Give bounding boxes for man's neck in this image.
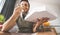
[22,12,27,19]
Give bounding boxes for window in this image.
[0,0,6,13]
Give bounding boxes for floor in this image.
[58,33,60,35]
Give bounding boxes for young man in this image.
[1,0,34,33]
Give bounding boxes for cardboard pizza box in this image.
[24,11,57,22]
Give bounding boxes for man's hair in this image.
[21,0,28,2]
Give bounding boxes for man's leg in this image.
[0,31,11,35]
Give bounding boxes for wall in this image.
[29,0,60,33]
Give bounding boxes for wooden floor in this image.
[0,28,57,35]
[36,28,57,35]
[36,32,56,35]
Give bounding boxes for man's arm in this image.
[33,21,42,32]
[33,17,49,32]
[1,6,22,32]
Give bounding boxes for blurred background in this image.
[0,0,60,34]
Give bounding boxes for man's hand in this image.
[13,5,22,15]
[40,17,49,23]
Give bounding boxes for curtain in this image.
[1,0,16,21]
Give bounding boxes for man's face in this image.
[20,1,29,13]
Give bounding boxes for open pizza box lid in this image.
[24,11,57,22]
